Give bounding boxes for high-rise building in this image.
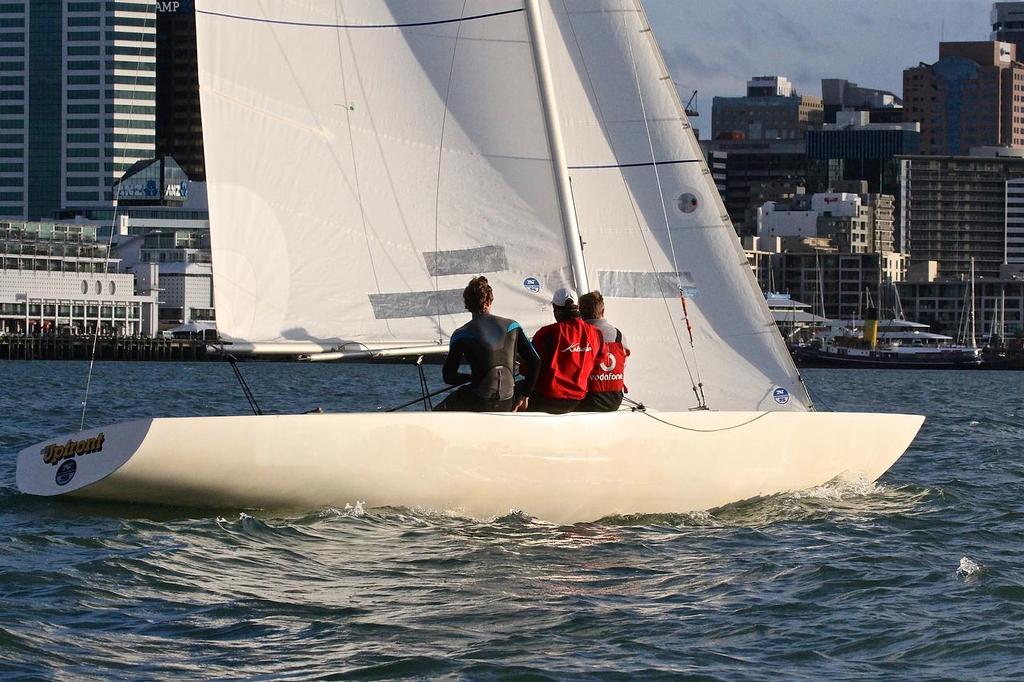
[712,75,823,142]
[992,2,1024,56]
[0,1,156,221]
[699,139,813,237]
[820,78,902,124]
[1006,176,1024,264]
[757,191,896,255]
[806,111,920,249]
[903,41,1024,156]
[899,149,1024,278]
[155,0,203,181]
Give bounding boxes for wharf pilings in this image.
[0,335,209,361]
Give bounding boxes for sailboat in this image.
[16,0,924,524]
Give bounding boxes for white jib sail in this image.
[195,1,574,347]
[539,0,809,412]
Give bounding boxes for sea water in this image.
[1,361,1023,680]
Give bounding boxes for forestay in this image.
[195,0,574,347]
[538,0,809,411]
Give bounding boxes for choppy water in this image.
[1,361,1023,679]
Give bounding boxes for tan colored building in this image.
[903,41,1024,155]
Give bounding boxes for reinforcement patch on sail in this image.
[423,246,508,277]
[597,270,695,299]
[368,290,466,320]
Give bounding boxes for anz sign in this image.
[156,0,194,13]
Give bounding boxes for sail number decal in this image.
[41,433,106,466]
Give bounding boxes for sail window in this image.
[677,193,698,214]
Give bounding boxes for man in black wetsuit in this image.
[435,276,540,412]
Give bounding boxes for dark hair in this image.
[463,276,493,313]
[579,291,604,320]
[553,302,580,322]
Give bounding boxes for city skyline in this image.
[645,0,994,129]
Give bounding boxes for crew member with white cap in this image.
[527,286,604,414]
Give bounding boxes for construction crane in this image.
[684,90,699,117]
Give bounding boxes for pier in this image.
[0,335,209,361]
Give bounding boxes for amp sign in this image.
[157,0,194,13]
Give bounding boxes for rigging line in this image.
[624,13,706,407]
[223,348,263,416]
[196,7,523,30]
[386,383,458,412]
[635,407,771,433]
[556,0,698,401]
[80,9,153,432]
[331,0,393,336]
[432,0,469,340]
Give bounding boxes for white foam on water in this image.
[215,512,254,524]
[969,420,980,427]
[791,476,883,501]
[318,501,367,518]
[957,556,982,580]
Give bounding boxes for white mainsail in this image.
[195,1,574,346]
[540,0,808,411]
[196,0,808,411]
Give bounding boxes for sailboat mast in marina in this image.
[16,1,924,523]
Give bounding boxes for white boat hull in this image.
[17,411,924,524]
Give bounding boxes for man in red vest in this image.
[528,287,603,414]
[578,291,629,412]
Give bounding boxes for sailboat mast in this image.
[969,257,977,349]
[524,0,589,294]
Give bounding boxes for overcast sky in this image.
[642,0,995,135]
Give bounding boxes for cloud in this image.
[644,0,993,128]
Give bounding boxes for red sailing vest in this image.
[532,318,603,400]
[589,329,628,393]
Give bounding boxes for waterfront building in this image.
[899,149,1024,278]
[699,138,813,236]
[0,220,157,336]
[56,157,213,333]
[820,78,902,124]
[712,75,823,142]
[992,2,1024,57]
[0,1,157,221]
[903,41,1024,156]
[155,0,204,181]
[779,248,908,321]
[898,272,1024,339]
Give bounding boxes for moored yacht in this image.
[794,317,983,368]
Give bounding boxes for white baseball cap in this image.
[551,286,579,307]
